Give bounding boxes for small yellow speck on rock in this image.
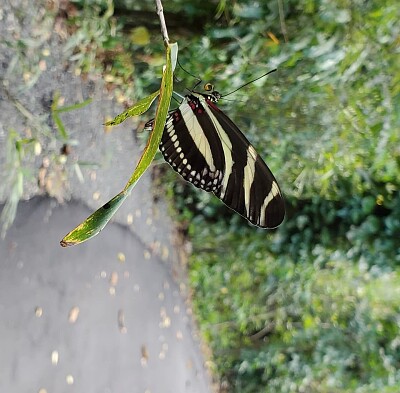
[35,307,43,317]
[34,141,42,156]
[39,59,47,71]
[68,307,80,323]
[109,272,118,286]
[92,191,100,201]
[141,345,149,366]
[118,309,127,334]
[161,246,169,260]
[66,375,74,385]
[51,350,59,365]
[117,252,126,263]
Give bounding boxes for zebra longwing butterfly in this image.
[145,85,285,228]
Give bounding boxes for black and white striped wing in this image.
[156,95,225,193]
[147,92,285,228]
[203,96,285,228]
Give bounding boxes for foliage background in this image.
[6,0,400,391]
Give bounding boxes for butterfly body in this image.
[146,90,285,229]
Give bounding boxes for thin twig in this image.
[277,0,288,43]
[249,322,275,341]
[155,0,170,46]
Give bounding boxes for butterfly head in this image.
[203,83,221,102]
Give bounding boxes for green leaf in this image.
[60,42,177,247]
[124,43,176,192]
[60,191,128,247]
[104,90,160,126]
[54,98,93,113]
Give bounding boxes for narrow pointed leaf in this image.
[60,191,127,247]
[104,90,160,126]
[124,42,176,192]
[60,42,177,247]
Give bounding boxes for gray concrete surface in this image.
[0,0,213,392]
[0,197,211,393]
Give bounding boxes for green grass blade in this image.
[60,42,177,247]
[54,98,93,113]
[52,111,68,141]
[104,90,160,126]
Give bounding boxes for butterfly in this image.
[145,83,285,228]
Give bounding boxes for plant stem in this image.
[155,0,170,46]
[277,0,288,43]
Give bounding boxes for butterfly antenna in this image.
[222,69,277,98]
[177,59,201,81]
[220,97,246,103]
[176,58,203,91]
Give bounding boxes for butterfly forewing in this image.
[147,90,285,228]
[154,95,225,192]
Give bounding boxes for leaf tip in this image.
[60,238,75,247]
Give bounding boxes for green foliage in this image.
[63,0,400,390]
[0,130,38,237]
[163,0,399,391]
[189,223,400,393]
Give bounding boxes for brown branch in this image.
[277,0,288,43]
[155,0,170,46]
